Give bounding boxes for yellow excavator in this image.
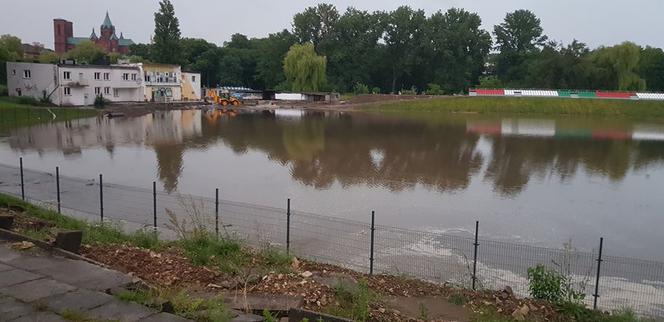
[206,89,242,106]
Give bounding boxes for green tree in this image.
[254,30,298,89]
[283,43,327,92]
[638,46,664,91]
[129,43,153,61]
[591,42,645,91]
[325,8,385,91]
[153,0,182,64]
[38,51,61,64]
[383,6,428,93]
[0,34,23,85]
[494,10,548,85]
[66,40,106,64]
[427,8,492,93]
[292,3,339,53]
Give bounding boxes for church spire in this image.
[101,11,113,28]
[90,28,98,40]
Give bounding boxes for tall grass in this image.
[366,96,664,119]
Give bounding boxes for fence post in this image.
[472,221,479,290]
[99,174,104,223]
[370,210,375,276]
[55,167,61,214]
[215,188,219,238]
[593,237,604,310]
[19,157,25,201]
[152,181,157,230]
[286,198,291,255]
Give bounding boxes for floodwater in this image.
[1,108,664,260]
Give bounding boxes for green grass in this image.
[325,280,377,322]
[0,193,164,247]
[365,96,664,119]
[116,288,232,322]
[0,96,98,134]
[260,246,293,273]
[448,293,468,306]
[59,309,91,322]
[178,232,249,274]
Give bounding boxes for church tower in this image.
[99,11,115,40]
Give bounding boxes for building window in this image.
[113,88,119,97]
[16,88,22,96]
[192,75,196,82]
[12,70,16,76]
[94,87,101,95]
[94,72,100,80]
[131,73,137,81]
[63,87,71,96]
[104,87,110,95]
[63,71,71,80]
[122,73,129,81]
[23,70,31,78]
[103,73,110,80]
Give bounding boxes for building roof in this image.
[118,38,135,46]
[90,28,98,40]
[110,32,118,40]
[101,11,113,28]
[67,37,90,45]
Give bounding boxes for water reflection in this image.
[5,110,664,197]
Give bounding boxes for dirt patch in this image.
[386,296,470,322]
[81,244,229,288]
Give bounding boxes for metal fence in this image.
[0,160,663,317]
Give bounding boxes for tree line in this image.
[3,2,664,94]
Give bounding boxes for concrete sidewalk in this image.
[0,241,189,322]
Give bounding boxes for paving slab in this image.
[0,262,13,272]
[33,259,132,291]
[0,269,42,288]
[0,243,23,262]
[140,312,193,322]
[10,311,67,322]
[40,288,114,313]
[0,278,76,302]
[0,296,35,320]
[5,254,70,271]
[87,300,157,322]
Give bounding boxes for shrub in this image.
[327,280,375,322]
[353,82,369,95]
[527,264,585,304]
[400,86,418,95]
[0,84,7,96]
[426,83,443,95]
[17,96,38,105]
[94,94,106,108]
[371,87,381,94]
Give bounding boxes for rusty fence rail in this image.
[0,161,663,317]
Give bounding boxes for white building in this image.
[7,61,142,106]
[181,72,201,100]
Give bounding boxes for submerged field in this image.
[364,96,664,119]
[0,96,98,133]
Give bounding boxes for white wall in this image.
[6,62,57,101]
[182,72,201,100]
[58,65,143,106]
[275,93,305,101]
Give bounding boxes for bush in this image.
[478,76,503,89]
[353,82,369,95]
[371,87,381,94]
[17,96,39,105]
[0,84,7,96]
[527,264,585,304]
[400,86,418,95]
[94,94,106,108]
[426,83,443,95]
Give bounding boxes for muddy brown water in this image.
[1,108,664,261]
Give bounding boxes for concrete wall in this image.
[181,72,201,100]
[6,62,58,101]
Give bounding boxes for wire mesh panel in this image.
[290,210,370,272]
[599,256,664,317]
[374,226,475,286]
[1,162,664,317]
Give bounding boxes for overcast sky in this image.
[2,0,663,49]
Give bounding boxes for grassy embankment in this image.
[0,192,655,322]
[0,96,98,133]
[365,96,664,119]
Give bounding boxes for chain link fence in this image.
[0,162,663,317]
